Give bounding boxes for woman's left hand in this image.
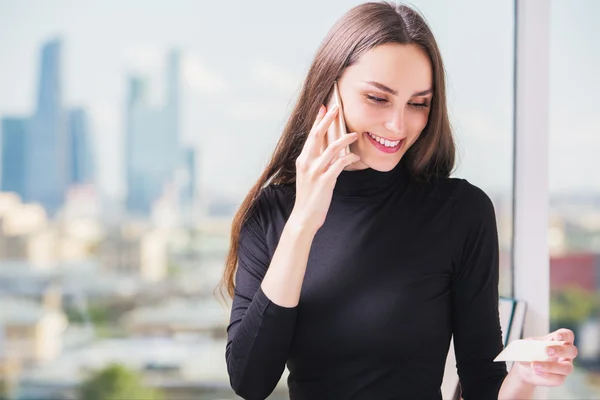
[513,328,579,387]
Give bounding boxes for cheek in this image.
[407,111,430,137]
[343,101,379,132]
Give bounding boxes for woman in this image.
[220,2,578,399]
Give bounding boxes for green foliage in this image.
[65,303,111,324]
[550,285,599,326]
[77,363,164,400]
[167,262,182,277]
[0,379,8,400]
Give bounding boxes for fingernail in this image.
[533,363,543,372]
[547,347,556,356]
[557,334,563,341]
[319,105,325,114]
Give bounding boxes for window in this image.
[548,0,600,397]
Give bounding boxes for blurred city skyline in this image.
[0,0,514,206]
[0,36,197,218]
[0,0,597,205]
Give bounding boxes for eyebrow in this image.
[363,81,433,97]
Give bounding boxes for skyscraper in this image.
[26,38,68,215]
[163,49,181,185]
[166,50,180,143]
[125,49,182,216]
[1,117,29,198]
[67,108,95,185]
[178,146,197,215]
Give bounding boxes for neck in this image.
[334,157,410,199]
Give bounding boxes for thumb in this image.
[544,328,573,343]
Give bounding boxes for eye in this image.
[366,94,388,104]
[408,101,430,109]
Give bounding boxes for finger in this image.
[308,105,339,155]
[519,356,557,369]
[323,152,361,180]
[310,105,326,132]
[315,132,359,171]
[547,344,578,360]
[532,360,574,376]
[518,361,531,368]
[302,105,326,155]
[547,328,575,344]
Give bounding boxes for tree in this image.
[550,285,599,327]
[0,379,8,400]
[77,363,164,400]
[550,285,600,352]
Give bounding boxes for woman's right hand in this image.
[290,104,361,234]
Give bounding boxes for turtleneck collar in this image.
[333,158,410,198]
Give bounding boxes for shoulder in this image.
[425,175,495,217]
[442,178,498,254]
[249,183,290,211]
[452,179,496,223]
[451,178,494,213]
[261,183,296,213]
[244,183,295,232]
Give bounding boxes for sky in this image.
[0,0,597,203]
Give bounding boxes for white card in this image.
[494,340,566,362]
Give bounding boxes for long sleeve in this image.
[450,180,508,399]
[225,193,298,400]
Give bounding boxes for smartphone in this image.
[323,81,351,159]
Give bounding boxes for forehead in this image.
[345,43,433,92]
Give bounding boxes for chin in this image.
[357,154,403,172]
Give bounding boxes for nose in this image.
[383,108,405,136]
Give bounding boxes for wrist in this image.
[499,364,536,400]
[287,212,319,237]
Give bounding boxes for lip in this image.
[365,132,404,154]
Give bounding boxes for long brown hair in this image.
[218,1,455,299]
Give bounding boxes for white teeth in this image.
[368,132,401,147]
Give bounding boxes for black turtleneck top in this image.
[226,159,508,400]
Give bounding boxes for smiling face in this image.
[337,43,434,171]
